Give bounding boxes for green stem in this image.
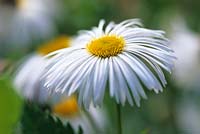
[116,103,122,134]
[83,109,101,133]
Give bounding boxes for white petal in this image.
[108,58,119,103]
[93,58,108,106]
[120,53,162,93]
[112,58,127,105]
[105,21,115,35]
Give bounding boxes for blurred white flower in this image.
[52,95,108,134]
[14,36,70,103]
[0,0,62,51]
[43,19,175,108]
[176,98,200,134]
[171,20,200,88]
[14,54,48,102]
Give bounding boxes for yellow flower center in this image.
[86,35,125,58]
[52,96,79,117]
[16,0,26,9]
[37,36,70,55]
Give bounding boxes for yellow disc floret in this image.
[16,0,26,9]
[52,95,79,117]
[37,36,70,55]
[86,35,125,58]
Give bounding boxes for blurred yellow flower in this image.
[53,95,79,117]
[50,94,108,134]
[38,36,71,55]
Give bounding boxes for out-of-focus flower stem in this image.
[83,109,101,133]
[116,103,122,134]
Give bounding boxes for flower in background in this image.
[176,97,200,134]
[0,0,62,52]
[52,95,79,117]
[170,19,200,88]
[14,36,71,103]
[52,95,107,134]
[43,19,175,108]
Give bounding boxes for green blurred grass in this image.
[0,75,23,134]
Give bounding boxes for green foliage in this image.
[138,0,177,28]
[58,0,118,35]
[0,75,23,134]
[180,0,200,33]
[20,103,83,134]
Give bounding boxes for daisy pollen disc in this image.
[16,0,26,9]
[86,35,125,58]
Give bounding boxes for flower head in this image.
[44,19,175,108]
[0,0,62,52]
[52,95,79,117]
[14,36,70,103]
[171,20,200,88]
[51,94,107,134]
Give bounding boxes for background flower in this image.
[0,0,63,56]
[170,18,200,88]
[14,36,71,103]
[52,95,108,134]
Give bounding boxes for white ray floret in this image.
[43,19,175,108]
[14,54,49,103]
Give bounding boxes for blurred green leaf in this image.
[0,75,23,134]
[140,128,150,134]
[58,0,118,35]
[139,0,177,29]
[21,103,83,134]
[180,0,200,33]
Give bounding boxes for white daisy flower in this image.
[0,0,62,51]
[14,54,48,103]
[52,95,108,134]
[170,19,200,88]
[14,36,71,103]
[44,19,175,108]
